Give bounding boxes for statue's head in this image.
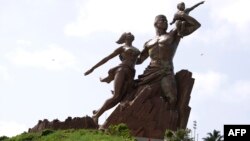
[177,2,185,11]
[116,32,134,44]
[154,15,168,30]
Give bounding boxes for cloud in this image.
[221,80,250,104]
[5,44,78,71]
[192,70,250,104]
[177,0,250,47]
[214,0,250,29]
[193,71,228,96]
[189,71,250,138]
[16,40,32,47]
[0,65,10,81]
[64,0,174,37]
[0,121,27,137]
[64,0,250,38]
[202,0,250,43]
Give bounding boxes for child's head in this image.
[177,2,185,11]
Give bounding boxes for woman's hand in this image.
[84,68,94,76]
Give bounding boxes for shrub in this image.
[41,129,54,136]
[0,136,9,141]
[165,129,193,141]
[15,133,37,141]
[107,123,135,140]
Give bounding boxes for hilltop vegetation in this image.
[0,124,135,141]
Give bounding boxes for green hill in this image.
[0,128,136,141]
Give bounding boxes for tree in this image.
[165,129,194,141]
[203,130,223,141]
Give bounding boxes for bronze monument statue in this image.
[170,1,204,36]
[133,12,200,108]
[84,32,140,125]
[85,1,204,139]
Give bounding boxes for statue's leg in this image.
[93,68,126,124]
[100,67,116,83]
[161,74,177,106]
[100,75,113,83]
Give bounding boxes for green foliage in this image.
[41,129,54,136]
[0,136,9,141]
[3,128,135,141]
[165,129,194,141]
[202,130,223,141]
[106,123,136,141]
[8,132,38,141]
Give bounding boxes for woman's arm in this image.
[84,47,123,75]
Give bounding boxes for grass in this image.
[0,128,136,141]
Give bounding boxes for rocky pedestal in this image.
[29,116,98,132]
[101,70,194,139]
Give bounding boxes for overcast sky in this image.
[1,0,250,140]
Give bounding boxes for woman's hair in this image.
[116,32,127,44]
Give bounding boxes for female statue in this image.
[84,32,140,124]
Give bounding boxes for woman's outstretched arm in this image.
[84,47,123,75]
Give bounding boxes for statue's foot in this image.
[93,110,97,114]
[98,125,105,131]
[92,115,99,126]
[92,110,99,125]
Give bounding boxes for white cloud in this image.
[182,0,250,46]
[189,71,250,139]
[64,0,250,49]
[221,80,250,104]
[0,65,10,81]
[193,71,228,96]
[5,44,78,71]
[192,71,250,103]
[217,0,250,29]
[65,0,250,38]
[0,121,27,137]
[64,0,174,37]
[208,0,250,29]
[16,40,32,47]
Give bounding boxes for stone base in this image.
[101,70,194,139]
[28,115,98,132]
